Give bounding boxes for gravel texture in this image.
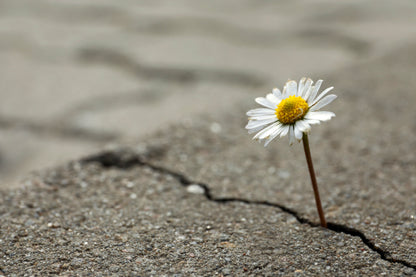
[0,161,412,276]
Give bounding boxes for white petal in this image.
[246,108,275,116]
[295,120,311,132]
[246,118,277,129]
[301,78,313,97]
[303,86,313,102]
[310,94,337,111]
[306,79,323,103]
[282,84,287,97]
[266,93,280,105]
[248,114,277,121]
[298,77,306,97]
[294,124,303,140]
[300,78,313,99]
[272,88,283,99]
[248,125,265,134]
[305,118,321,125]
[254,122,280,140]
[264,137,274,147]
[264,124,285,146]
[298,78,313,99]
[286,80,297,96]
[304,111,335,122]
[255,97,277,109]
[288,125,295,145]
[310,86,334,106]
[280,125,290,137]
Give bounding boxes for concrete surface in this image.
[1,0,416,186]
[1,0,416,276]
[1,43,416,275]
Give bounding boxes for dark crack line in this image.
[82,151,416,271]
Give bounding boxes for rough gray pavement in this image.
[2,0,416,186]
[1,1,416,276]
[1,42,416,275]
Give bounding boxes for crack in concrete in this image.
[82,150,416,271]
[77,48,265,87]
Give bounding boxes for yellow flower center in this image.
[275,96,309,124]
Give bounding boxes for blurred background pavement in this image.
[1,0,416,187]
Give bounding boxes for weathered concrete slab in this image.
[0,160,411,276]
[2,0,416,184]
[1,0,416,275]
[1,43,416,275]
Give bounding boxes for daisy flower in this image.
[246,78,337,146]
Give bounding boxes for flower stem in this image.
[302,133,327,228]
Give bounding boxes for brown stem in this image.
[302,133,327,228]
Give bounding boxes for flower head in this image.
[246,78,336,146]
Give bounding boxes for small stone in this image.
[221,267,231,275]
[24,219,35,227]
[219,234,230,242]
[135,257,150,265]
[92,249,102,256]
[294,269,304,276]
[186,184,205,194]
[210,122,222,134]
[71,258,84,267]
[277,170,290,179]
[220,242,236,248]
[110,265,120,272]
[48,222,61,228]
[115,234,128,242]
[125,181,135,188]
[177,235,186,240]
[193,237,203,242]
